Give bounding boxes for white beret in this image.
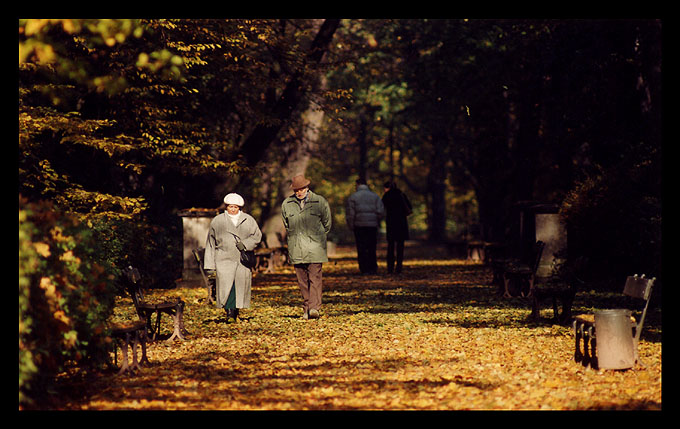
[224,193,245,206]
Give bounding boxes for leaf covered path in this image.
[54,244,661,410]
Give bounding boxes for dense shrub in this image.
[19,196,117,408]
[560,152,661,288]
[88,215,183,289]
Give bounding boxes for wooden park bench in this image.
[123,266,188,342]
[195,241,288,285]
[193,248,216,305]
[529,275,581,324]
[254,245,288,273]
[110,319,150,375]
[466,240,486,262]
[497,241,545,298]
[529,257,586,324]
[485,242,509,287]
[251,233,288,273]
[572,274,655,370]
[109,267,151,375]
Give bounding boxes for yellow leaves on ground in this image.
[53,245,661,410]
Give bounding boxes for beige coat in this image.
[204,211,262,309]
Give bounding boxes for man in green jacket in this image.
[281,175,332,319]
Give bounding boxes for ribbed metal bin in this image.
[594,309,635,370]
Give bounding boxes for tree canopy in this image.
[19,18,662,274]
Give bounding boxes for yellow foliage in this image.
[33,242,51,258]
[48,245,661,411]
[39,276,56,296]
[53,310,71,326]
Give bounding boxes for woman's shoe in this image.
[226,309,236,324]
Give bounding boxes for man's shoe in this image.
[302,309,309,320]
[308,309,320,319]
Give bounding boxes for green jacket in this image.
[281,190,332,264]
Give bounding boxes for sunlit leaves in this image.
[49,246,661,410]
[19,18,341,226]
[19,19,145,95]
[135,49,185,81]
[55,189,147,222]
[19,198,117,407]
[19,19,257,226]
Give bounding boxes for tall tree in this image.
[235,19,340,169]
[19,19,342,277]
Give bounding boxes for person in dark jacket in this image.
[347,180,385,274]
[382,181,411,274]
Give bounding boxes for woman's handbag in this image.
[240,249,257,269]
[231,234,257,269]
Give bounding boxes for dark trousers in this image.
[386,239,404,273]
[354,226,378,274]
[294,263,323,312]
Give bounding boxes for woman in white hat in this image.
[204,193,262,323]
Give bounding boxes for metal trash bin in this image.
[594,309,635,370]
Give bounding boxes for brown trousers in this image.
[294,263,323,312]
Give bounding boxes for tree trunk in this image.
[513,96,540,203]
[634,21,662,149]
[260,78,327,248]
[236,19,340,169]
[356,105,375,183]
[427,130,448,243]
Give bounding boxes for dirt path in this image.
[49,244,662,410]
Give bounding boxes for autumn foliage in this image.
[36,245,661,411]
[18,19,662,411]
[19,197,118,406]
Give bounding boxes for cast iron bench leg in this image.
[573,321,584,364]
[139,328,150,365]
[117,332,131,375]
[165,301,186,342]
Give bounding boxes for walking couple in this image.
[347,179,412,275]
[204,174,331,322]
